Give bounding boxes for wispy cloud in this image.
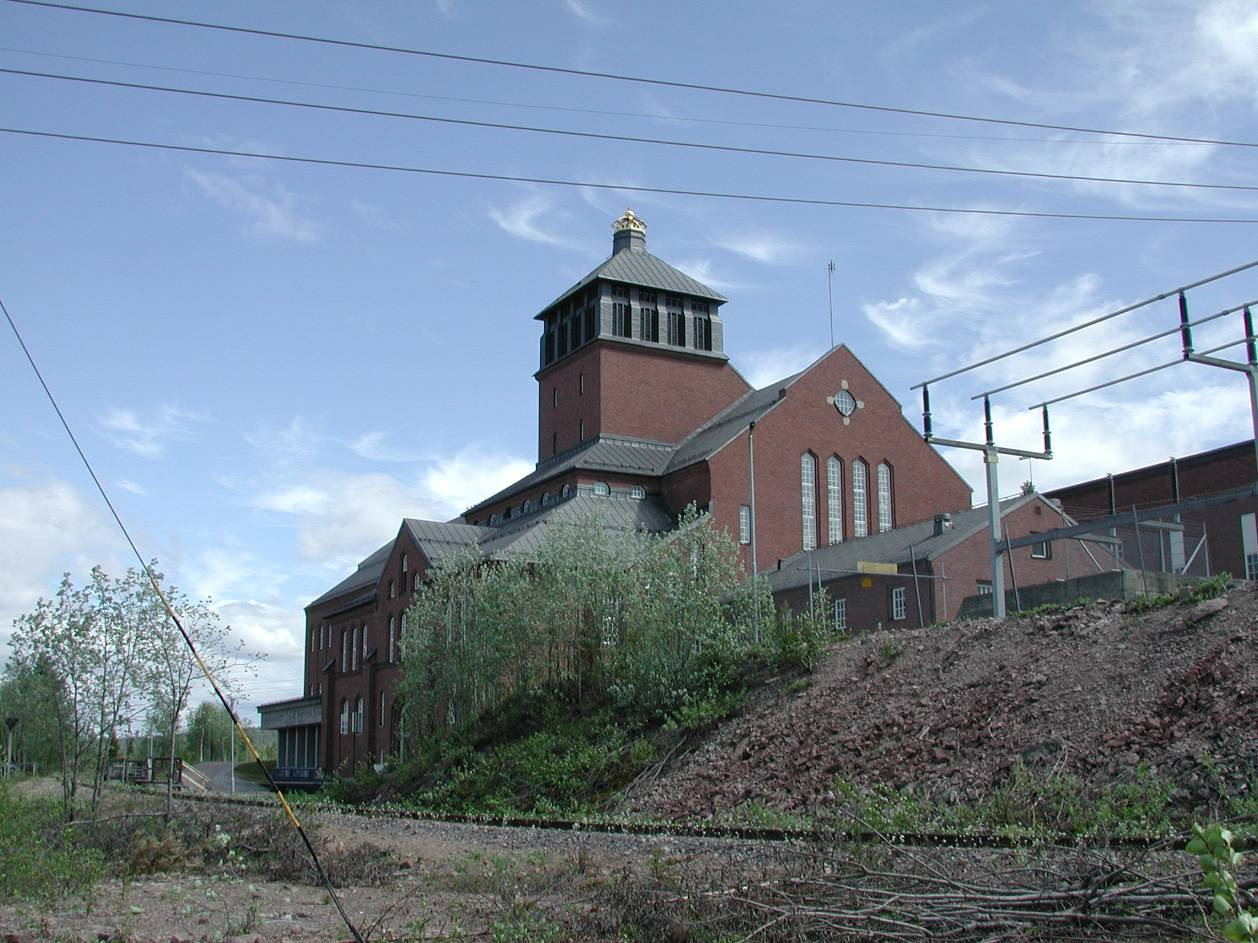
[712,231,809,266]
[186,169,322,243]
[434,0,457,18]
[672,257,748,294]
[563,0,606,25]
[97,404,210,458]
[116,479,147,496]
[738,345,823,389]
[350,431,425,463]
[488,193,582,249]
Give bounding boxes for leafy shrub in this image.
[0,783,105,907]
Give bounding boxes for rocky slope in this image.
[634,581,1257,820]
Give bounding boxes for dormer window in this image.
[561,483,572,499]
[594,481,611,496]
[542,491,553,507]
[490,512,503,526]
[630,485,646,499]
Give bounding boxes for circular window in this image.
[834,389,857,417]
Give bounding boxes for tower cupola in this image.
[612,208,647,254]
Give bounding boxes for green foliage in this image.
[769,592,832,672]
[0,783,104,908]
[1187,823,1257,942]
[1124,571,1233,614]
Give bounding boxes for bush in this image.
[0,783,105,908]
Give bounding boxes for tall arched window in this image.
[827,455,844,545]
[353,697,364,734]
[800,452,818,551]
[361,623,368,658]
[876,462,894,533]
[388,615,396,662]
[340,629,348,671]
[339,699,349,735]
[852,459,869,538]
[350,627,359,670]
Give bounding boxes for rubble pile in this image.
[636,583,1258,819]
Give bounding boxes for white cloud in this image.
[563,0,606,24]
[434,0,457,18]
[488,193,582,249]
[0,479,124,659]
[254,485,331,515]
[738,345,823,390]
[97,404,210,458]
[712,231,808,266]
[421,448,534,515]
[186,169,322,243]
[117,479,147,496]
[350,431,424,463]
[672,257,748,294]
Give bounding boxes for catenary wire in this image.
[8,67,1254,194]
[0,293,366,943]
[913,258,1258,389]
[972,300,1257,399]
[7,126,1258,225]
[0,45,1218,148]
[1028,338,1247,409]
[6,0,1258,150]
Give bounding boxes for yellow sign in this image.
[856,561,898,575]
[860,577,872,588]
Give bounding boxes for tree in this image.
[0,659,68,775]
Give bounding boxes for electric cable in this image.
[1028,337,1247,408]
[973,299,1257,399]
[0,44,1220,148]
[6,0,1257,149]
[8,66,1255,193]
[0,293,366,943]
[914,258,1258,388]
[7,126,1258,225]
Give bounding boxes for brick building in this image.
[260,210,1079,780]
[1046,441,1258,581]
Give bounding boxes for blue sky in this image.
[3,0,1258,710]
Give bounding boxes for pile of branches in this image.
[604,838,1236,941]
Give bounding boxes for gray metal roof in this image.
[403,518,492,565]
[464,435,676,516]
[666,375,796,473]
[307,540,392,608]
[764,494,1060,595]
[478,489,674,560]
[538,248,727,317]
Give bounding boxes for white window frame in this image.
[593,481,610,496]
[876,462,893,533]
[388,616,396,662]
[800,452,817,551]
[833,597,847,633]
[891,585,907,621]
[827,456,843,544]
[1030,537,1051,559]
[739,505,751,545]
[339,700,349,735]
[852,460,869,538]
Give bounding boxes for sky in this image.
[3,0,1258,713]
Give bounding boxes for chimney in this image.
[933,513,953,536]
[612,208,646,254]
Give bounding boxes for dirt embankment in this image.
[634,582,1258,820]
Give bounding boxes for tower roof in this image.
[534,211,727,318]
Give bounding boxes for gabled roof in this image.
[666,374,796,473]
[765,494,1064,595]
[537,249,727,317]
[478,490,674,559]
[403,519,492,565]
[463,435,676,516]
[307,539,392,608]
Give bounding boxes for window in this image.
[523,497,539,514]
[351,627,359,670]
[401,553,408,577]
[490,511,503,526]
[579,419,585,441]
[739,505,751,545]
[852,460,869,538]
[561,483,572,499]
[542,491,553,507]
[1248,554,1258,582]
[379,691,387,728]
[340,700,349,735]
[552,387,558,409]
[826,456,844,544]
[583,306,595,343]
[569,316,581,350]
[667,310,686,346]
[611,284,631,337]
[693,316,712,351]
[593,481,610,496]
[639,295,659,342]
[353,697,364,734]
[388,616,396,662]
[310,627,315,652]
[413,572,420,591]
[341,630,348,671]
[557,317,569,357]
[876,462,893,533]
[579,373,585,395]
[630,485,646,499]
[1030,534,1051,559]
[800,452,817,551]
[361,624,368,658]
[977,580,993,596]
[388,579,396,599]
[833,597,847,633]
[891,586,907,621]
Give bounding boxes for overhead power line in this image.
[0,45,1218,148]
[8,125,1258,224]
[8,0,1258,150]
[8,67,1255,193]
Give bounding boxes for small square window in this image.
[1030,536,1051,559]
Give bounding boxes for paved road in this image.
[190,761,270,794]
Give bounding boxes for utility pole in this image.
[827,260,836,350]
[229,699,236,795]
